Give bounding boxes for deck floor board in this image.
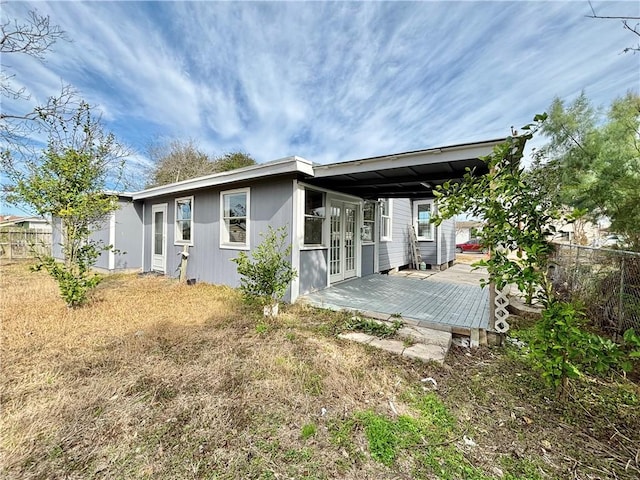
[301,269,490,331]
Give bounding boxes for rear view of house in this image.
[52,139,502,302]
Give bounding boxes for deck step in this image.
[338,326,450,364]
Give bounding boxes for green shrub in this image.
[528,299,627,399]
[231,226,297,307]
[343,316,403,338]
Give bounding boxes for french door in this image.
[151,204,167,273]
[329,201,357,283]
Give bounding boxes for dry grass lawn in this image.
[1,260,639,479]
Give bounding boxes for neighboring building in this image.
[550,216,608,246]
[455,220,482,244]
[0,216,52,232]
[52,139,503,301]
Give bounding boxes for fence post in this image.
[572,244,580,290]
[618,256,625,337]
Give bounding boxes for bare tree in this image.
[147,139,257,187]
[0,7,76,168]
[1,8,68,105]
[587,1,640,54]
[146,139,216,187]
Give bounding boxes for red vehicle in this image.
[455,238,487,253]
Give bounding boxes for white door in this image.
[329,202,358,283]
[152,204,167,273]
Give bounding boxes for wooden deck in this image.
[301,265,489,335]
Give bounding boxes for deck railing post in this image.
[489,281,496,331]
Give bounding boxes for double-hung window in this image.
[362,201,376,243]
[304,189,325,246]
[379,198,392,241]
[414,200,434,241]
[175,196,193,245]
[221,188,250,249]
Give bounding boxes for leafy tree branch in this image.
[5,102,127,307]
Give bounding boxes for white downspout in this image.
[290,179,302,302]
[108,211,116,271]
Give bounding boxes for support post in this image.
[489,281,496,332]
[179,244,189,283]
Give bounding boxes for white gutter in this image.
[132,156,314,200]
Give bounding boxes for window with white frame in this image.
[304,189,325,246]
[414,200,434,241]
[221,188,250,248]
[175,196,193,245]
[362,201,375,243]
[379,198,392,241]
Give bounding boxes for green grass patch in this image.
[354,392,484,475]
[500,456,544,480]
[356,411,398,466]
[301,423,317,440]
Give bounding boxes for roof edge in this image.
[132,156,313,200]
[314,138,506,170]
[312,138,505,178]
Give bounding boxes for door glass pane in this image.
[345,207,355,272]
[330,206,341,276]
[154,211,163,255]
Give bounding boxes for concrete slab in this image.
[398,326,452,349]
[368,338,406,355]
[338,332,375,344]
[403,343,448,364]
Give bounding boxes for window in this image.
[362,201,375,243]
[221,188,250,248]
[380,198,392,241]
[414,200,434,241]
[304,189,325,246]
[175,196,193,245]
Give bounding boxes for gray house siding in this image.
[114,201,143,270]
[438,218,456,266]
[142,176,295,299]
[416,218,455,269]
[417,240,437,267]
[378,198,411,271]
[51,198,141,272]
[299,249,328,294]
[361,244,375,276]
[92,220,112,270]
[51,216,63,259]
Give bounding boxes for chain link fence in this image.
[550,244,640,338]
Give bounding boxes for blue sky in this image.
[2,0,639,214]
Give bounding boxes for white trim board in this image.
[133,157,313,200]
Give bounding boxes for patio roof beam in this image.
[315,170,480,190]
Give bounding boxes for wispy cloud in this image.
[2,0,638,186]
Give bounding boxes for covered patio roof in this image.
[306,138,504,199]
